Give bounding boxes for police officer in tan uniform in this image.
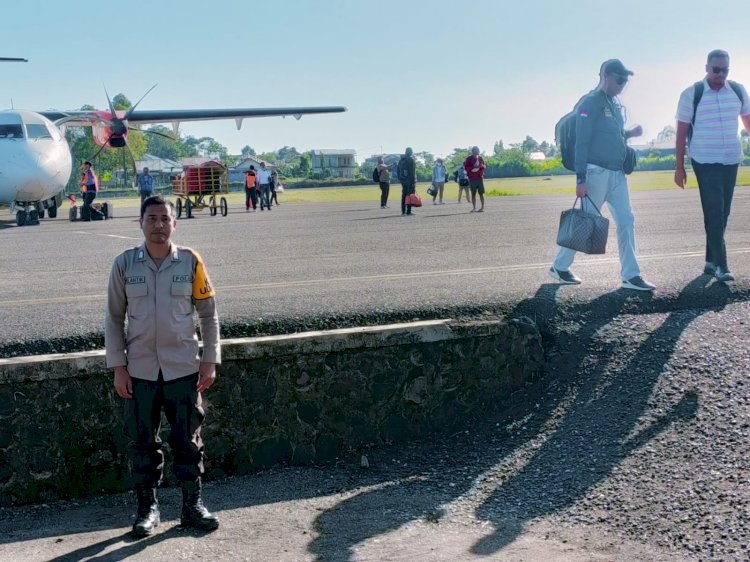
[105,194,221,537]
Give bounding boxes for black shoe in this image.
[703,261,716,276]
[132,485,160,538]
[180,478,219,531]
[622,276,656,291]
[549,265,581,285]
[714,266,735,282]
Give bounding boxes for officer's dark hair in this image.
[140,194,175,219]
[707,49,729,63]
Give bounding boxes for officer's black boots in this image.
[132,485,160,537]
[180,478,220,531]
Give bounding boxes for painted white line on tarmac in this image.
[73,231,141,240]
[3,247,750,307]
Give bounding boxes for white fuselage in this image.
[0,110,72,209]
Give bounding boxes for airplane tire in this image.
[37,205,45,219]
[16,211,27,227]
[29,210,40,225]
[48,204,57,219]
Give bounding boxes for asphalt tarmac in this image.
[1,188,750,354]
[3,188,750,561]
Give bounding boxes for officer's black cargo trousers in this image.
[125,372,205,486]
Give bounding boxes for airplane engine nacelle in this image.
[92,110,127,148]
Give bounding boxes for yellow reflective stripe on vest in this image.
[191,251,215,300]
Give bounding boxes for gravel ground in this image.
[1,277,748,560]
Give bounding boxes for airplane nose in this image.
[8,142,71,202]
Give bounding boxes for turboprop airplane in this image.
[0,63,346,226]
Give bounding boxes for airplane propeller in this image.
[87,84,159,186]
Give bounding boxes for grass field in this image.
[106,168,750,209]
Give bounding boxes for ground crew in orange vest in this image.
[79,161,99,221]
[245,166,258,212]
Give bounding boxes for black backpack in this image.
[555,110,577,172]
[397,157,410,181]
[688,80,744,143]
[372,167,380,183]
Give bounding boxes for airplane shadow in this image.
[307,276,728,561]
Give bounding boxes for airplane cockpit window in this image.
[26,123,53,139]
[0,124,24,139]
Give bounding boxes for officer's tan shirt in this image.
[105,243,221,381]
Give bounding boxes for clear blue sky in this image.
[3,0,750,162]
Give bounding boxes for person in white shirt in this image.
[430,159,448,204]
[674,49,750,282]
[256,162,273,211]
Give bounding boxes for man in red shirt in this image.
[463,146,486,212]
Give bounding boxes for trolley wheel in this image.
[176,198,183,218]
[185,198,193,219]
[220,197,228,217]
[209,195,217,216]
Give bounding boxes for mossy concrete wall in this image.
[0,318,543,506]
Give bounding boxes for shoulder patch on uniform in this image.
[190,250,215,300]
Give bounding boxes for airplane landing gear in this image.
[15,208,40,227]
[36,202,45,219]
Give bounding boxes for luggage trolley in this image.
[171,161,229,219]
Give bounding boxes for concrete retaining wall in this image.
[0,318,544,506]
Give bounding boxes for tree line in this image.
[66,97,750,190]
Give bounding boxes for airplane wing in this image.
[39,106,346,128]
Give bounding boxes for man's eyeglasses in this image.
[711,66,729,74]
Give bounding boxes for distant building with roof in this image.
[233,156,275,172]
[310,149,357,178]
[230,156,276,184]
[528,151,547,161]
[631,140,676,157]
[364,153,401,166]
[134,154,183,183]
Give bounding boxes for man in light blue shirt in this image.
[137,167,155,207]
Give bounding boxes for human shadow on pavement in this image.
[0,278,739,560]
[45,526,190,562]
[469,275,723,555]
[307,277,729,561]
[306,284,567,561]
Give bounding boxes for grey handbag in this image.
[556,196,609,254]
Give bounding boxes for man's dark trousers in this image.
[692,160,739,269]
[379,182,390,207]
[400,182,414,215]
[82,190,97,220]
[245,188,257,210]
[125,372,205,485]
